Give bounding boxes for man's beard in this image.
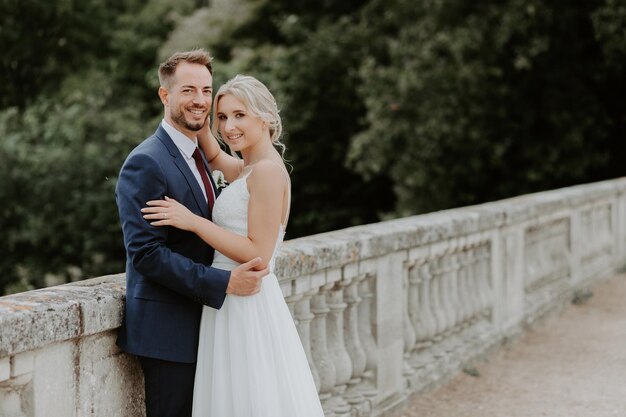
[172,107,207,132]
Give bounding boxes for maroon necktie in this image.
[192,148,215,210]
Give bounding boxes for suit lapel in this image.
[155,126,210,219]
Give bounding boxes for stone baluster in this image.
[311,285,337,416]
[456,237,469,329]
[417,260,438,346]
[402,261,417,378]
[475,244,488,317]
[407,258,431,372]
[475,244,488,316]
[453,248,465,328]
[407,260,423,351]
[357,273,378,399]
[446,245,464,360]
[449,249,461,332]
[457,247,472,327]
[468,244,482,322]
[438,244,463,360]
[429,258,446,339]
[341,275,367,410]
[477,244,492,319]
[286,292,301,323]
[295,290,321,391]
[326,283,352,416]
[439,250,455,335]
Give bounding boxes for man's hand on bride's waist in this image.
[227,257,268,296]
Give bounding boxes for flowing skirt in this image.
[191,272,324,417]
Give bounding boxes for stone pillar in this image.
[448,248,461,331]
[374,252,406,407]
[477,243,493,320]
[455,247,469,327]
[341,275,367,409]
[417,260,437,345]
[311,286,337,417]
[357,273,378,400]
[295,290,321,391]
[326,283,352,416]
[402,260,417,378]
[428,257,446,340]
[406,260,422,353]
[468,244,482,322]
[439,248,456,336]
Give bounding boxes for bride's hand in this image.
[141,196,199,231]
[197,119,211,147]
[197,120,220,161]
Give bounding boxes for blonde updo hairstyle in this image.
[212,74,285,158]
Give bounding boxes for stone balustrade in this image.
[1,178,625,417]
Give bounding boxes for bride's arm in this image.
[142,160,287,269]
[197,122,243,183]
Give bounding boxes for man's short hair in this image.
[158,49,213,87]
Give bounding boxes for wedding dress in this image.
[192,168,324,417]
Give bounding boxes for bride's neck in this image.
[242,138,277,166]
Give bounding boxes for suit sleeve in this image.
[116,151,229,309]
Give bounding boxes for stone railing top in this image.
[275,178,626,277]
[0,275,125,357]
[1,178,625,357]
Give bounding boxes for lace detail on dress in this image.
[211,170,286,273]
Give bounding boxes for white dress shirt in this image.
[161,119,211,202]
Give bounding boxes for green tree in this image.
[591,0,626,179]
[2,0,624,293]
[350,0,621,215]
[0,0,129,109]
[0,0,200,293]
[0,71,148,293]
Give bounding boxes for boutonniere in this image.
[212,170,228,189]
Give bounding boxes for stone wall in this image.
[1,178,625,417]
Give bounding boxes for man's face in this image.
[161,62,213,139]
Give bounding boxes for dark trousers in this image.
[139,356,197,417]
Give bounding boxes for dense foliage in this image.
[350,0,626,214]
[1,0,624,294]
[0,0,197,292]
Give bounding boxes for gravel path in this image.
[401,273,626,417]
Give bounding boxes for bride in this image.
[141,75,324,416]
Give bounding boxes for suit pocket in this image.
[133,283,188,305]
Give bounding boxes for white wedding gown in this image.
[192,170,324,417]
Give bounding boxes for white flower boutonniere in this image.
[212,170,228,189]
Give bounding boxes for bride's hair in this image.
[211,75,286,158]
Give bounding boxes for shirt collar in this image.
[161,119,197,160]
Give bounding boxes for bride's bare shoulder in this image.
[246,159,289,190]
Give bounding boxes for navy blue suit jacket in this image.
[115,125,230,363]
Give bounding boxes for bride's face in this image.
[216,94,266,153]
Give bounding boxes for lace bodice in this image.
[211,172,286,272]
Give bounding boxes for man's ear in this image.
[158,86,168,105]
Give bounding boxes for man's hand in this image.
[227,257,268,296]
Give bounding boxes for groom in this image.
[115,49,266,417]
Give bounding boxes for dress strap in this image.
[240,167,255,180]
